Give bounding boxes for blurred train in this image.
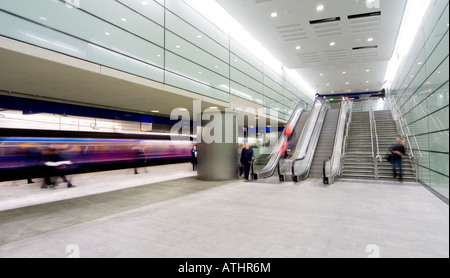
[0,128,194,182]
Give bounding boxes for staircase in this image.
[374,111,417,182]
[342,112,375,179]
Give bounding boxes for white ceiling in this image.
[216,0,408,95]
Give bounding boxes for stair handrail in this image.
[371,100,382,163]
[342,101,353,160]
[340,100,353,177]
[368,100,375,160]
[388,96,419,182]
[388,96,419,159]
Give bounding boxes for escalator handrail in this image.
[291,100,329,177]
[323,100,350,181]
[342,103,353,159]
[323,100,345,178]
[251,99,306,179]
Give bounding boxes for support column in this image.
[197,111,238,181]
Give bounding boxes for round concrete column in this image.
[197,111,238,181]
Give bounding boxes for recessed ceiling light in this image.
[437,71,441,74]
[105,32,111,36]
[326,83,330,86]
[196,35,202,38]
[39,16,48,21]
[366,69,370,72]
[215,66,219,68]
[366,89,370,91]
[176,45,181,48]
[342,72,347,74]
[366,81,370,83]
[296,46,301,50]
[198,71,202,74]
[331,91,335,93]
[234,59,238,62]
[316,5,324,11]
[368,37,374,42]
[271,12,278,18]
[121,18,127,22]
[142,1,148,5]
[157,54,161,57]
[320,73,324,76]
[346,82,350,85]
[151,110,160,113]
[330,42,336,46]
[418,62,423,65]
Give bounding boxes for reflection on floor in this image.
[0,163,197,211]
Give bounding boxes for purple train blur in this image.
[0,134,194,181]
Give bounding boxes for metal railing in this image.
[323,99,351,184]
[388,96,419,182]
[369,99,383,180]
[370,100,382,162]
[388,96,421,159]
[368,100,375,160]
[338,101,353,179]
[342,102,353,160]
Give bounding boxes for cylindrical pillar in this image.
[197,111,238,181]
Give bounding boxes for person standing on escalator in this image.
[282,124,294,158]
[240,143,254,181]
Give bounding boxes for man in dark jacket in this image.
[191,145,198,171]
[240,143,254,181]
[391,138,406,181]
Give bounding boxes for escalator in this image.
[252,100,318,180]
[280,100,329,182]
[281,99,350,183]
[308,104,341,178]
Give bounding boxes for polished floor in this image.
[0,164,448,258]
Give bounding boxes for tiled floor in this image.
[0,167,447,258]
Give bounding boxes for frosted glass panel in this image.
[118,0,165,25]
[0,0,314,119]
[389,0,449,200]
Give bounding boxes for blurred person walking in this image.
[133,145,147,175]
[41,145,75,188]
[389,138,406,182]
[21,143,42,184]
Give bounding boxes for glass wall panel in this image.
[0,0,315,120]
[389,1,449,200]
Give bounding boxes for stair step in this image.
[343,168,374,171]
